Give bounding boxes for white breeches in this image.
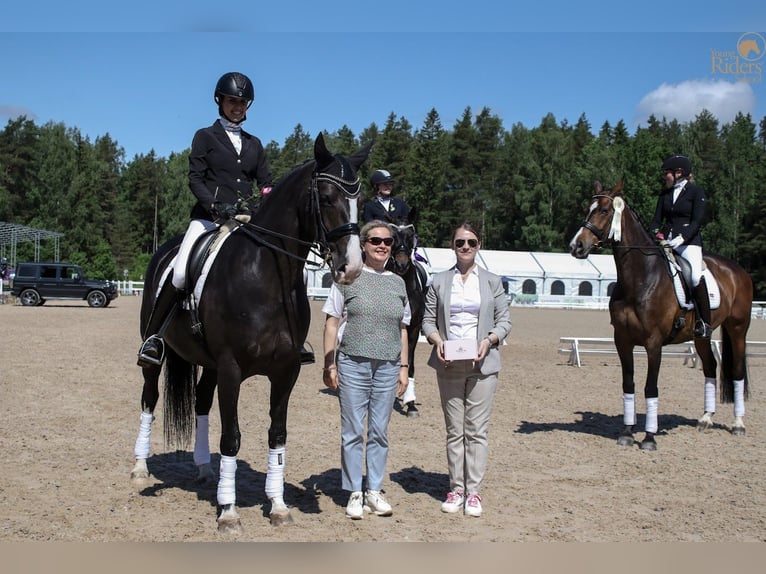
[675,244,703,286]
[171,219,218,289]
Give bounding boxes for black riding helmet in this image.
[215,72,254,122]
[370,169,394,189]
[662,154,692,178]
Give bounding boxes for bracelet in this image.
[400,364,409,368]
[323,366,336,372]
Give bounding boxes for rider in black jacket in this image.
[135,72,328,368]
[650,154,712,338]
[362,169,411,224]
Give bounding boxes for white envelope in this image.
[443,339,477,361]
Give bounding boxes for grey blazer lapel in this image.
[439,268,453,339]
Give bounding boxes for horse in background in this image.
[130,134,369,533]
[569,180,753,450]
[387,208,430,417]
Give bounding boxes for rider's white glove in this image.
[668,235,684,249]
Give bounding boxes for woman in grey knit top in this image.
[322,220,410,520]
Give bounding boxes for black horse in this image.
[130,134,369,533]
[387,209,429,417]
[570,180,752,450]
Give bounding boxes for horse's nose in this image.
[569,237,584,258]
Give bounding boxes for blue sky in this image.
[1,2,765,161]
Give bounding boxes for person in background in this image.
[422,223,512,518]
[650,154,712,338]
[362,169,411,224]
[137,71,314,367]
[322,220,410,519]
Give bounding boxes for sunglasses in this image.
[366,236,394,246]
[454,238,478,248]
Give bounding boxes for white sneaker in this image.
[464,493,482,517]
[345,491,364,520]
[363,489,393,516]
[440,489,465,513]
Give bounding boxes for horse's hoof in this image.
[405,402,420,418]
[217,504,241,534]
[617,435,634,447]
[217,518,243,535]
[130,459,151,482]
[270,509,295,526]
[639,439,658,451]
[731,426,746,436]
[697,412,714,432]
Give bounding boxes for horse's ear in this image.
[314,133,334,166]
[613,179,624,195]
[408,206,418,224]
[592,180,602,194]
[347,140,373,170]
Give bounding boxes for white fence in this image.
[520,295,766,317]
[114,281,766,318]
[117,280,332,301]
[559,337,698,368]
[559,336,766,367]
[117,280,144,296]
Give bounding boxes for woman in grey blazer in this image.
[422,223,512,517]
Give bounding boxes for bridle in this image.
[311,167,362,250]
[577,193,666,256]
[391,223,416,257]
[578,194,617,246]
[239,160,362,270]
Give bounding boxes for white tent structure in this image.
[305,243,618,309]
[530,252,616,299]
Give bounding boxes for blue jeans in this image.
[337,352,399,492]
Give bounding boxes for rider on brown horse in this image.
[650,154,713,339]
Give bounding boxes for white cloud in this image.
[0,105,37,121]
[635,79,755,126]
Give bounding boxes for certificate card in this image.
[443,339,477,361]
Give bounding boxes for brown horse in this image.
[569,180,753,450]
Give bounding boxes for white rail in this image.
[560,336,766,367]
[559,337,698,368]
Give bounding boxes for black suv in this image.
[10,262,118,308]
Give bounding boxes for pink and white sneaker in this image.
[464,493,482,517]
[440,489,465,513]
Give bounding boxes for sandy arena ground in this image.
[1,294,765,543]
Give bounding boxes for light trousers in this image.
[337,352,399,492]
[437,360,498,495]
[675,243,703,285]
[171,219,218,289]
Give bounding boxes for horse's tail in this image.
[719,327,749,403]
[162,346,197,448]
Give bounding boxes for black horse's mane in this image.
[274,158,316,190]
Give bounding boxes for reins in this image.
[235,164,362,269]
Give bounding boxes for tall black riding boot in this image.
[693,277,713,338]
[137,282,184,367]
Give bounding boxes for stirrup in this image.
[300,343,315,365]
[694,321,713,338]
[137,335,165,367]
